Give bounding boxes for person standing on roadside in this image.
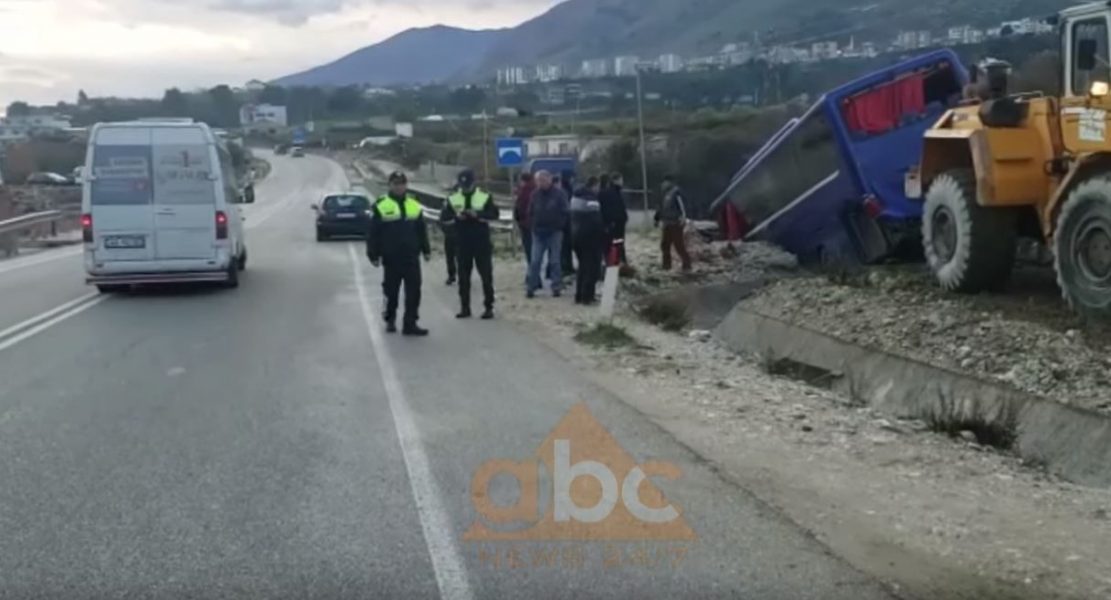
[513,172,536,264]
[559,169,577,277]
[527,170,570,298]
[442,169,499,320]
[367,171,430,336]
[571,176,605,305]
[599,172,629,266]
[655,174,692,272]
[440,187,459,286]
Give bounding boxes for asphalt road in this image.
[0,153,897,599]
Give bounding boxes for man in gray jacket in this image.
[526,171,570,298]
[654,175,692,272]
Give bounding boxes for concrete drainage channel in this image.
[713,305,1111,488]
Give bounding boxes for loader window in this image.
[1072,18,1111,96]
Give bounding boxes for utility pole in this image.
[482,109,490,187]
[635,65,650,229]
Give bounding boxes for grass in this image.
[636,295,691,332]
[574,323,637,350]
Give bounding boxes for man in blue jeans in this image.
[526,170,570,298]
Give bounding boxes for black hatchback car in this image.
[314,193,373,241]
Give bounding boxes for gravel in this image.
[742,266,1111,413]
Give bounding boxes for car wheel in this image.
[96,284,128,294]
[237,247,248,271]
[224,261,240,289]
[316,229,328,242]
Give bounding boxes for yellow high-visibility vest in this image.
[376,195,423,222]
[448,190,491,213]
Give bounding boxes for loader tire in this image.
[1054,178,1111,318]
[923,169,1017,293]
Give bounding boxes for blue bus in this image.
[713,50,969,265]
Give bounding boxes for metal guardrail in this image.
[0,210,64,234]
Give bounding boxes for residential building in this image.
[535,64,563,83]
[811,41,839,60]
[659,53,684,74]
[525,134,618,161]
[917,31,933,48]
[580,58,610,78]
[239,104,288,128]
[497,66,529,86]
[726,50,755,65]
[614,56,640,77]
[948,25,972,44]
[362,87,396,99]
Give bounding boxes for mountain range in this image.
[274,0,1076,88]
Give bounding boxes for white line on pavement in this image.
[348,244,474,600]
[0,293,108,353]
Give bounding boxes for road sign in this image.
[292,127,306,145]
[496,138,525,167]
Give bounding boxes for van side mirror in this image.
[1078,39,1099,72]
[310,203,319,211]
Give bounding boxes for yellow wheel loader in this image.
[910,2,1111,316]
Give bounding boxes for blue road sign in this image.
[292,127,306,144]
[496,138,525,167]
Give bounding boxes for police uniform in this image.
[367,174,431,336]
[442,170,499,319]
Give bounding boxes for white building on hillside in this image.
[498,66,529,86]
[614,55,640,77]
[580,58,610,78]
[535,64,563,83]
[239,104,288,128]
[659,54,684,73]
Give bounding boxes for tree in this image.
[208,84,239,128]
[160,88,189,117]
[326,86,364,115]
[6,101,30,117]
[259,85,287,105]
[77,90,90,106]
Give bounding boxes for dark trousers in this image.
[518,226,533,264]
[383,257,422,325]
[604,222,628,264]
[661,223,692,271]
[444,230,458,281]
[459,241,495,311]
[573,234,603,303]
[561,222,575,274]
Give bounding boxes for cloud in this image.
[205,0,346,25]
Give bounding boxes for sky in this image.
[0,0,564,109]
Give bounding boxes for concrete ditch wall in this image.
[715,305,1111,488]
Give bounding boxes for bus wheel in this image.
[923,169,1016,293]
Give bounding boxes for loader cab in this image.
[1061,4,1111,152]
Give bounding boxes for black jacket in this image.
[598,184,628,230]
[571,187,604,239]
[440,188,500,246]
[367,193,431,263]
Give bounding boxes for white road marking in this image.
[0,293,108,353]
[347,244,474,600]
[0,292,99,343]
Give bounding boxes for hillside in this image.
[274,25,508,87]
[278,0,1078,87]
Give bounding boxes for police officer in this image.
[440,188,459,286]
[367,171,431,336]
[442,169,499,320]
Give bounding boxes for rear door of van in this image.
[151,127,217,261]
[89,127,156,262]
